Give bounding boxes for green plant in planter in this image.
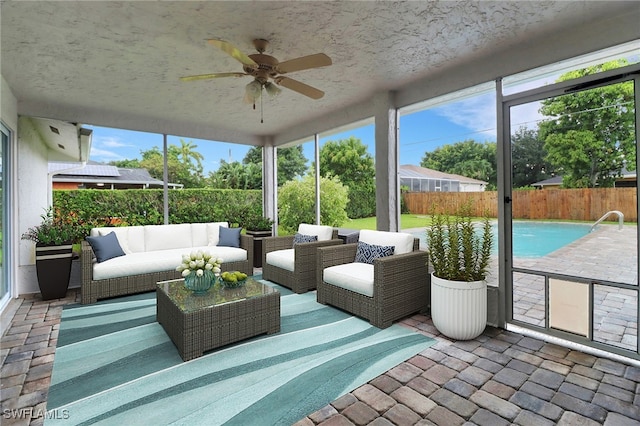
[21,207,77,300]
[242,213,274,231]
[21,207,75,245]
[426,202,492,282]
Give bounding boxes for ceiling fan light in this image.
[245,80,262,101]
[264,81,281,97]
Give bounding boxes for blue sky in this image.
[87,94,502,175]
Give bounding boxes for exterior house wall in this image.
[460,183,486,192]
[53,182,81,190]
[17,116,52,296]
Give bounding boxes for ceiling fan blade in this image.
[276,53,332,74]
[207,39,258,68]
[180,72,247,82]
[275,77,324,99]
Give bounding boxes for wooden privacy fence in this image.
[403,188,638,222]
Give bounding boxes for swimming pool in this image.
[508,221,591,257]
[415,221,592,258]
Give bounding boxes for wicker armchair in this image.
[317,230,429,328]
[262,224,342,294]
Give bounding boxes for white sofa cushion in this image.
[265,249,295,272]
[125,226,146,253]
[92,245,247,281]
[92,226,146,254]
[359,230,414,255]
[190,223,209,247]
[323,263,374,297]
[298,223,334,241]
[207,222,229,246]
[144,224,192,251]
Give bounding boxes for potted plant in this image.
[426,201,493,340]
[241,212,274,268]
[21,207,76,300]
[242,213,274,234]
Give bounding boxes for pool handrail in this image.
[591,210,624,232]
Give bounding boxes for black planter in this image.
[246,230,272,268]
[35,242,73,300]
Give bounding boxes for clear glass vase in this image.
[184,270,215,295]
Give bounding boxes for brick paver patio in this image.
[1,285,639,425]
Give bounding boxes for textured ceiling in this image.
[1,1,638,146]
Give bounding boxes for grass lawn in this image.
[341,214,431,230]
[277,214,431,235]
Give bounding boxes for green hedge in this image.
[53,189,263,240]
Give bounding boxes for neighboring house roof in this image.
[399,164,487,185]
[533,168,637,188]
[50,162,183,189]
[532,176,563,188]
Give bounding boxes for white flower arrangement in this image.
[176,250,223,278]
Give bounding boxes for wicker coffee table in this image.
[156,277,280,361]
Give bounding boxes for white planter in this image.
[431,273,487,340]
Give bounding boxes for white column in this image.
[374,91,399,231]
[262,137,277,234]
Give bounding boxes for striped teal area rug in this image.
[47,278,435,425]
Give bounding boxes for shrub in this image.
[278,175,348,232]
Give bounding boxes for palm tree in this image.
[178,139,204,173]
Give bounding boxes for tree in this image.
[511,127,554,188]
[317,136,376,218]
[208,160,260,189]
[276,146,308,184]
[108,159,142,168]
[176,139,204,176]
[139,145,204,188]
[243,145,307,186]
[539,59,634,188]
[243,146,262,165]
[421,139,497,189]
[278,174,348,232]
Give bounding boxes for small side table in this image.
[337,228,360,244]
[246,230,272,267]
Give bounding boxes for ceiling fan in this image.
[180,38,332,103]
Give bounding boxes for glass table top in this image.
[157,277,278,314]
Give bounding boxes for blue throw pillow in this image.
[86,232,126,263]
[355,241,394,264]
[218,226,241,248]
[292,233,318,247]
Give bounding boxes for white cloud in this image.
[434,93,498,140]
[434,93,546,139]
[96,136,135,149]
[510,101,544,131]
[89,147,124,161]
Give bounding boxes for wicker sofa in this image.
[316,230,429,328]
[81,222,253,304]
[262,224,342,293]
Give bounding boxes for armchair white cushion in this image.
[298,223,334,241]
[322,262,374,297]
[265,248,295,272]
[358,229,414,255]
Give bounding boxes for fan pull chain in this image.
[260,87,264,123]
